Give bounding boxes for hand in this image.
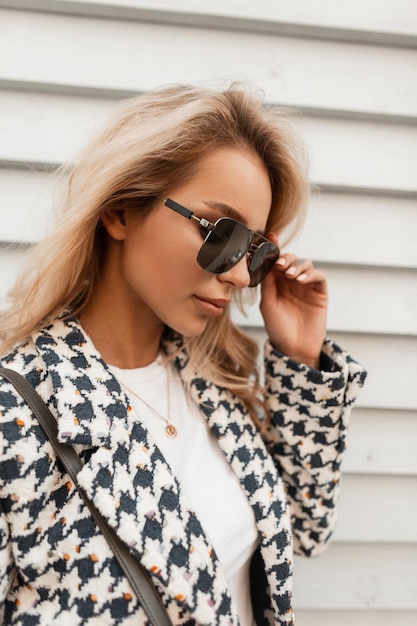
[260,235,328,369]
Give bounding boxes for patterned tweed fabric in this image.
[0,318,366,625]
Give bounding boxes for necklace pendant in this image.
[165,423,177,438]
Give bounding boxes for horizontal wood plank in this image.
[0,90,113,166]
[0,169,54,243]
[0,90,416,193]
[299,116,417,193]
[2,0,416,44]
[291,192,417,269]
[294,610,417,626]
[343,409,417,475]
[293,542,417,609]
[334,474,417,542]
[0,9,416,118]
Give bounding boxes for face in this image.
[107,147,272,338]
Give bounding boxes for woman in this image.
[0,84,366,625]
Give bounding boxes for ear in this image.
[101,209,127,241]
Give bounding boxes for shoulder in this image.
[0,315,80,392]
[0,338,46,442]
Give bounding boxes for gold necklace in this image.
[119,364,177,439]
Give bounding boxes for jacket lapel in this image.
[34,318,239,625]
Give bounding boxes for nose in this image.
[217,255,251,289]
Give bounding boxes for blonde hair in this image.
[0,83,308,423]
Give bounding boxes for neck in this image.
[80,289,164,370]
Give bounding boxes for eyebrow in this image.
[202,200,266,235]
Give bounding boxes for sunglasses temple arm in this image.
[163,197,194,220]
[162,197,211,229]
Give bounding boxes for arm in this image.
[260,243,366,554]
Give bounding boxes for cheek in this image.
[123,228,202,291]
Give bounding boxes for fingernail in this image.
[286,267,296,276]
[297,273,307,281]
[276,258,286,266]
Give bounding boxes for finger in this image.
[275,255,313,279]
[274,253,299,272]
[294,268,328,294]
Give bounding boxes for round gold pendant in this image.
[165,423,177,438]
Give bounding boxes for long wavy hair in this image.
[0,83,308,424]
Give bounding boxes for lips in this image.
[193,296,230,317]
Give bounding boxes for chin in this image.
[169,317,210,339]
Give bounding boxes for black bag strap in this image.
[0,367,172,626]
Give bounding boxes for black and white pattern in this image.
[0,318,366,625]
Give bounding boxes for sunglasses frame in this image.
[158,197,279,287]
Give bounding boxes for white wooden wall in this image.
[0,1,416,624]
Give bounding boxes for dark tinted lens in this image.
[248,241,279,287]
[197,218,252,273]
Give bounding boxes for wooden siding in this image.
[0,1,416,624]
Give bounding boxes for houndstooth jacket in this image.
[0,317,366,625]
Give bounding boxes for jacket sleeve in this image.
[262,338,367,557]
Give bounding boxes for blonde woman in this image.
[0,84,366,626]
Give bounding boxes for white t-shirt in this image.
[110,357,258,626]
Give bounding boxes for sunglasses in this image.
[159,197,279,287]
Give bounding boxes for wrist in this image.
[270,342,321,369]
[287,354,320,369]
